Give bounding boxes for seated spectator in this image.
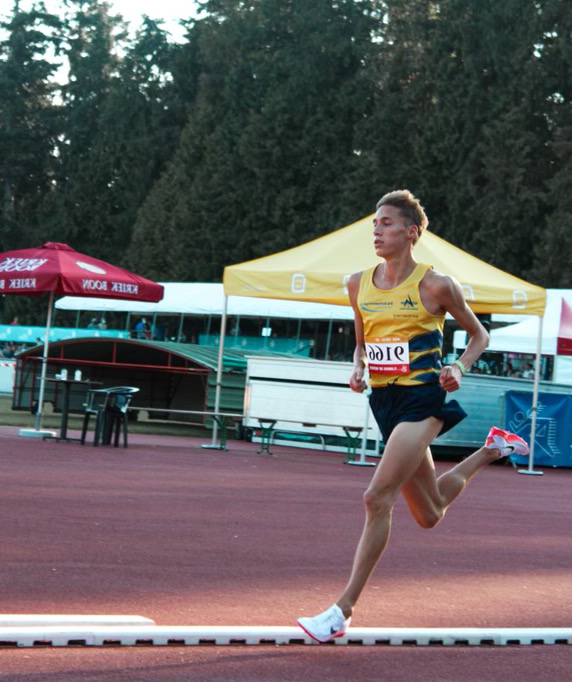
[3,342,16,358]
[87,318,98,329]
[522,363,535,379]
[134,318,150,339]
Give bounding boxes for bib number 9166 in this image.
[365,337,410,375]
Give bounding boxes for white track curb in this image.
[0,626,569,647]
[0,615,155,628]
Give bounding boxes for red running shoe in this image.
[485,426,530,457]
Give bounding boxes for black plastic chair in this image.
[81,388,112,446]
[103,387,139,447]
[81,387,139,447]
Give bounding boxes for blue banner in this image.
[0,324,129,345]
[504,390,572,468]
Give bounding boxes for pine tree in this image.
[129,0,382,281]
[0,1,61,251]
[344,0,436,215]
[528,1,572,286]
[38,0,123,253]
[348,0,552,279]
[413,0,549,275]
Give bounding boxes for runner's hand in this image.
[439,364,462,393]
[350,366,367,393]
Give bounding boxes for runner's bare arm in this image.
[347,272,367,393]
[424,271,489,393]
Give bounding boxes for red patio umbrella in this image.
[0,242,164,432]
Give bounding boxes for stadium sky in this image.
[3,0,199,42]
[107,0,198,41]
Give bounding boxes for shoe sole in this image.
[297,620,346,644]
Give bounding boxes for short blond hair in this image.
[376,190,428,244]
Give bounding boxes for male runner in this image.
[297,189,529,643]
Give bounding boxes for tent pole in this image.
[234,315,240,345]
[518,315,544,476]
[177,314,184,343]
[263,317,270,348]
[34,290,54,431]
[375,428,382,457]
[203,295,228,450]
[347,388,375,467]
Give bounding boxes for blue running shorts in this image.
[369,381,467,443]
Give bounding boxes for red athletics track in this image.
[0,425,570,682]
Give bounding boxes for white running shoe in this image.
[297,604,351,643]
[485,426,530,457]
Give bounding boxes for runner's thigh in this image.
[369,417,443,494]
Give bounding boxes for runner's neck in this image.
[374,254,418,290]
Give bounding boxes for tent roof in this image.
[453,290,572,355]
[20,338,298,372]
[55,282,354,321]
[136,341,293,371]
[223,214,546,316]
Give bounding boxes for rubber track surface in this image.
[0,426,570,681]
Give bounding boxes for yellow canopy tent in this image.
[218,214,546,474]
[224,214,546,315]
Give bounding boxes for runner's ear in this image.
[407,224,419,242]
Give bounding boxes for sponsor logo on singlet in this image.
[400,294,418,310]
[360,301,393,313]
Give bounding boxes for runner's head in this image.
[376,190,428,246]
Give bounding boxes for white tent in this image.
[55,282,353,320]
[454,289,572,356]
[454,289,572,386]
[57,281,515,325]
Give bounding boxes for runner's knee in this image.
[363,487,395,519]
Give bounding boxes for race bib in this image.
[365,336,410,375]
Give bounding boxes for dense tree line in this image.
[1,0,572,322]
